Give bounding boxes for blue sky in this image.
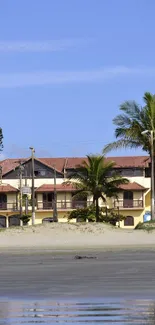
[0,0,155,159]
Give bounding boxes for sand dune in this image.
[0,223,154,249]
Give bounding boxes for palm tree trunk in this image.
[95,199,100,222]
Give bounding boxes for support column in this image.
[6,216,9,228]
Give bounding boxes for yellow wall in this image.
[145,191,151,211]
[57,192,72,201]
[119,210,144,229]
[134,191,143,200]
[33,211,70,225]
[7,193,17,210]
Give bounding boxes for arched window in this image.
[124,216,134,226]
[9,215,20,227]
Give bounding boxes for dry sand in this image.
[0,222,154,250]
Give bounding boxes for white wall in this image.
[2,177,65,189]
[127,176,151,188]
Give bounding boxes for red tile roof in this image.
[106,156,150,168]
[35,183,77,193]
[119,182,146,191]
[0,155,150,176]
[0,184,18,192]
[0,158,27,175]
[39,158,66,173]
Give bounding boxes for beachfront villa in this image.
[0,155,152,229]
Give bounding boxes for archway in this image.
[0,215,6,228]
[9,215,20,227]
[124,216,134,226]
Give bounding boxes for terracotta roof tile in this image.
[119,182,146,191]
[0,155,150,176]
[65,156,150,169]
[0,184,18,192]
[0,158,27,176]
[36,183,76,193]
[38,158,65,173]
[106,156,150,168]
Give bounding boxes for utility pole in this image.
[0,166,2,185]
[29,147,35,225]
[53,166,58,222]
[142,130,155,220]
[25,169,28,215]
[19,162,24,224]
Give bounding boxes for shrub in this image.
[20,214,30,225]
[68,205,96,222]
[68,206,126,226]
[100,209,126,226]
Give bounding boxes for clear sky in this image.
[0,0,155,159]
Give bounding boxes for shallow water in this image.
[1,299,155,324]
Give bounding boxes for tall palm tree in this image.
[103,92,155,155]
[66,155,128,222]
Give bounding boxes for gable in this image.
[3,158,63,179]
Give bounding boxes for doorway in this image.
[123,191,133,208]
[43,192,54,209]
[0,194,7,210]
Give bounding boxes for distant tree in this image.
[65,155,128,222]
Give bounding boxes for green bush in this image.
[100,212,126,226]
[68,206,126,226]
[20,214,30,225]
[68,206,96,222]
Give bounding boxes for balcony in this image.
[0,202,18,211]
[36,200,93,210]
[114,199,143,209]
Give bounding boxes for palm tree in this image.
[65,155,128,222]
[103,92,155,155]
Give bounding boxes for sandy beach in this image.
[0,222,155,250]
[0,224,155,300]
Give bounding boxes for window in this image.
[34,170,46,177]
[107,168,143,177]
[123,191,133,200]
[124,216,134,226]
[39,170,46,176]
[145,168,151,178]
[115,168,143,177]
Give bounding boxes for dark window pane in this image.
[124,216,134,226]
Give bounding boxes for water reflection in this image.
[0,299,155,324]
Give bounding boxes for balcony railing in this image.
[37,200,93,210]
[114,199,143,209]
[0,202,18,211]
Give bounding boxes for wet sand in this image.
[1,249,155,300]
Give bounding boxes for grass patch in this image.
[135,221,155,232]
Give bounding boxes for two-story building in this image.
[0,155,152,228]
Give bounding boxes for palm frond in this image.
[103,139,141,154]
[104,92,155,156]
[118,101,141,118]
